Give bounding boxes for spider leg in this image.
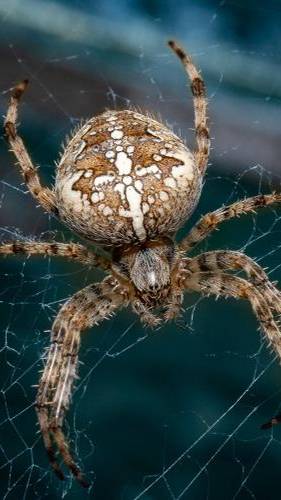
[168,40,210,175]
[184,271,281,357]
[179,193,281,253]
[38,407,65,481]
[184,270,281,429]
[0,241,111,270]
[261,414,281,429]
[132,299,161,328]
[164,292,183,322]
[36,276,126,487]
[185,250,281,313]
[4,80,58,215]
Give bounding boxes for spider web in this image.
[1,2,281,499]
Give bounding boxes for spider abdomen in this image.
[55,110,202,246]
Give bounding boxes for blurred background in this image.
[0,1,281,499]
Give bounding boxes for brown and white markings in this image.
[55,110,202,245]
[2,39,281,487]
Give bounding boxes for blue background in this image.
[0,1,281,499]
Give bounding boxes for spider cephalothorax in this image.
[3,40,281,488]
[113,238,175,290]
[111,237,182,323]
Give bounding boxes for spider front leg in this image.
[185,250,281,313]
[4,80,58,215]
[168,40,210,175]
[179,193,281,252]
[36,276,126,487]
[0,240,111,269]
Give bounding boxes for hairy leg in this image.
[132,298,161,327]
[4,80,57,214]
[184,270,281,430]
[185,250,281,313]
[36,276,126,486]
[168,40,210,175]
[184,271,281,358]
[0,240,111,270]
[164,291,183,322]
[179,193,281,252]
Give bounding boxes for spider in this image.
[3,40,281,488]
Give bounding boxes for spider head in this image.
[112,237,176,294]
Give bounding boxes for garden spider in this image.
[3,40,281,488]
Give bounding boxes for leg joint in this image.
[4,121,16,141]
[191,77,205,97]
